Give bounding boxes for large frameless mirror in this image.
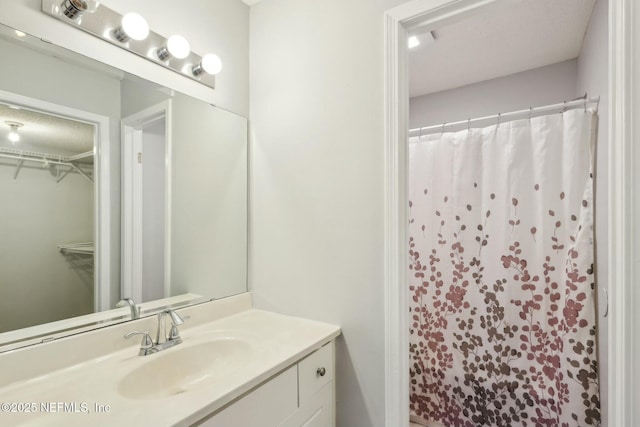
[0,23,248,351]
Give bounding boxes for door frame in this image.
[121,100,173,302]
[382,0,638,425]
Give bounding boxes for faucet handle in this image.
[124,330,153,350]
[167,310,185,325]
[168,316,190,341]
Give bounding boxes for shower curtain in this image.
[408,108,600,427]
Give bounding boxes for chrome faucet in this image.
[155,309,185,346]
[125,309,187,356]
[116,298,140,320]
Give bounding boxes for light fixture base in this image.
[5,121,24,129]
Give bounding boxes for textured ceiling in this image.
[0,103,94,156]
[409,0,597,98]
[0,25,116,158]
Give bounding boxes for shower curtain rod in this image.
[409,96,600,136]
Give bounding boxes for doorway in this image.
[122,101,172,304]
[383,0,635,426]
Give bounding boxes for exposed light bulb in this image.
[8,131,20,143]
[167,35,190,59]
[193,53,222,76]
[114,13,149,42]
[158,35,191,60]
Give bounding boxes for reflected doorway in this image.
[122,101,171,303]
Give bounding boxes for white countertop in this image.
[0,304,340,427]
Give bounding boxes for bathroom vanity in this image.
[0,294,340,427]
[195,341,335,427]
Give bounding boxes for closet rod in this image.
[409,96,600,136]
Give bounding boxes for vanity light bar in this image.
[41,0,218,89]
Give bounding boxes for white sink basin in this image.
[118,338,253,400]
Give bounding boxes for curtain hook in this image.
[497,113,501,127]
[441,122,446,135]
[584,98,588,113]
[529,107,533,120]
[418,125,423,140]
[467,118,471,131]
[562,100,567,115]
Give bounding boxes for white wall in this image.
[249,0,404,425]
[577,0,609,423]
[409,60,578,128]
[0,0,249,117]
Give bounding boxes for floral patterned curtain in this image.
[408,109,600,427]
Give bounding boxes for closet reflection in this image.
[0,24,247,346]
[0,104,95,333]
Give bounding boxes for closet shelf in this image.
[57,242,94,255]
[0,147,94,183]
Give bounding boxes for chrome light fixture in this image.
[60,0,99,20]
[42,0,221,89]
[5,121,23,144]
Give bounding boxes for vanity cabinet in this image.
[193,341,335,427]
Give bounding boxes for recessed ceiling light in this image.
[408,36,420,49]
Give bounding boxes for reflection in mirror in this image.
[0,101,95,333]
[0,23,247,351]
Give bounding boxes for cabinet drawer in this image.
[298,342,334,406]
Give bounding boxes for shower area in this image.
[407,1,607,426]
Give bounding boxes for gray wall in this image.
[409,59,578,128]
[170,94,248,300]
[249,0,402,425]
[0,166,93,332]
[141,118,167,303]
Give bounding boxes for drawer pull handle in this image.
[316,367,326,377]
